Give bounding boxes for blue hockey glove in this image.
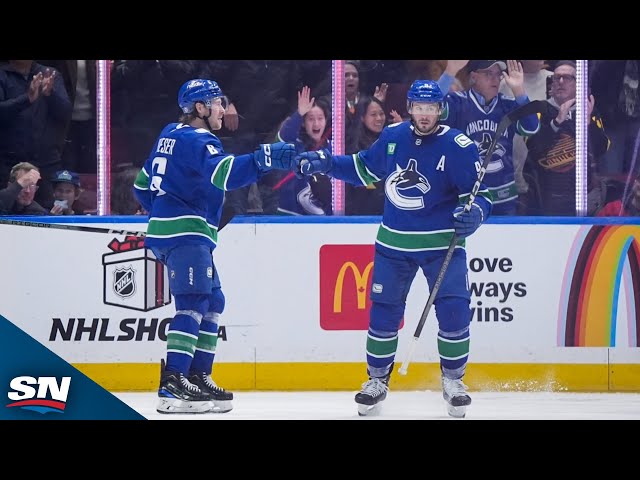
[452,203,484,238]
[254,142,297,172]
[295,149,333,178]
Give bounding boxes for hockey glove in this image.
[452,203,484,238]
[254,142,297,173]
[295,149,333,178]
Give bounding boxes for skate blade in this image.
[208,400,233,413]
[446,404,467,419]
[156,398,215,414]
[357,402,382,417]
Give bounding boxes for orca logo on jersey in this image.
[475,132,507,174]
[385,159,430,210]
[297,184,326,215]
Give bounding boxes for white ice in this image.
[114,390,640,420]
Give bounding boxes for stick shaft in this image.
[0,218,146,237]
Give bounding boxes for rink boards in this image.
[1,216,639,392]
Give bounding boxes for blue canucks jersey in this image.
[133,122,260,250]
[276,112,332,215]
[440,90,539,214]
[330,122,493,252]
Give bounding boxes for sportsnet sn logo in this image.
[6,376,71,414]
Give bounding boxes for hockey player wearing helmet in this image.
[177,79,228,132]
[295,80,492,418]
[406,79,446,136]
[133,79,297,414]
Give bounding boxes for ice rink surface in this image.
[114,390,640,420]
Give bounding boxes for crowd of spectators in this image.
[0,59,634,217]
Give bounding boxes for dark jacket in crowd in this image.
[524,98,610,215]
[0,62,72,169]
[0,182,48,215]
[199,60,301,141]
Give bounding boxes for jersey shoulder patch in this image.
[454,133,473,148]
[387,121,402,128]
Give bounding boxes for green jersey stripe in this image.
[376,224,465,251]
[212,156,235,190]
[147,216,218,243]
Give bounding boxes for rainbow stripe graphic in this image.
[559,225,640,347]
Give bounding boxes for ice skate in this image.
[188,372,233,413]
[355,376,389,416]
[156,360,215,414]
[442,376,471,418]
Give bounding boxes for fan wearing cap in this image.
[49,169,82,215]
[436,60,540,215]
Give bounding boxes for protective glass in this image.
[205,96,229,110]
[551,74,576,83]
[408,102,442,115]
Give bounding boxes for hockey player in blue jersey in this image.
[133,79,296,414]
[295,80,492,418]
[438,60,540,215]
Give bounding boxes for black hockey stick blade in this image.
[486,100,548,165]
[506,99,549,124]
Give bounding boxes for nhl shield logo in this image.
[102,237,171,311]
[113,267,136,298]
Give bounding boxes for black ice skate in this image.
[188,372,233,413]
[355,375,390,416]
[156,359,215,414]
[442,376,472,418]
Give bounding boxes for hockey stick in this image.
[398,99,548,376]
[0,218,147,237]
[0,215,235,236]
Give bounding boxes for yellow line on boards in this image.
[73,363,640,392]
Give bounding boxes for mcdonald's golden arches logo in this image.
[333,261,373,313]
[320,245,375,330]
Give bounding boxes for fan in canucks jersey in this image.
[437,60,540,215]
[295,80,492,418]
[133,79,296,414]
